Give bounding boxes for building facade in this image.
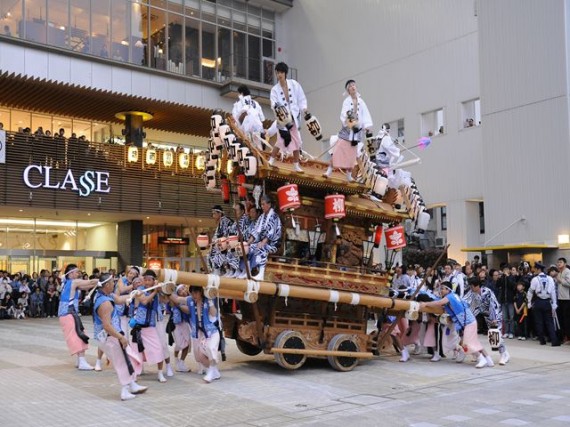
[279,0,570,267]
[0,0,291,273]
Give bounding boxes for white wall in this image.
[478,0,570,246]
[281,0,483,261]
[85,224,118,252]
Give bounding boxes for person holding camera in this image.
[323,79,373,182]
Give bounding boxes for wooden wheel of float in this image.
[273,330,307,370]
[235,339,263,356]
[327,334,360,372]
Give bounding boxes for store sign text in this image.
[23,165,111,197]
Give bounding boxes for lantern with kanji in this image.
[324,194,346,238]
[277,183,301,228]
[385,225,407,250]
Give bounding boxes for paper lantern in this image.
[178,152,190,169]
[277,184,301,212]
[373,225,383,248]
[237,174,247,200]
[385,225,407,250]
[146,146,157,165]
[221,176,230,203]
[163,149,174,167]
[127,145,139,162]
[195,153,206,171]
[324,194,346,220]
[197,233,209,250]
[244,156,257,177]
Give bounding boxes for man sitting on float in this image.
[208,205,234,276]
[241,194,282,280]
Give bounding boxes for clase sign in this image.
[23,165,111,197]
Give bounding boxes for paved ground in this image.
[1,317,569,427]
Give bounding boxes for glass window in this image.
[421,108,445,137]
[184,16,199,76]
[148,6,166,70]
[233,30,246,79]
[47,0,69,49]
[184,0,199,18]
[167,12,184,73]
[262,38,273,58]
[247,34,260,82]
[52,116,72,139]
[217,4,230,25]
[130,0,147,66]
[92,0,110,58]
[247,14,260,35]
[11,110,30,133]
[232,10,245,31]
[149,0,167,9]
[0,0,23,38]
[0,108,10,131]
[262,19,273,39]
[247,4,260,17]
[31,113,52,136]
[262,9,274,20]
[168,0,183,14]
[479,202,485,234]
[201,21,216,80]
[92,122,110,143]
[111,0,129,62]
[72,119,91,141]
[71,0,90,53]
[461,98,481,129]
[440,206,447,231]
[218,27,231,82]
[24,0,47,44]
[232,0,245,12]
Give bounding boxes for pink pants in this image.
[400,319,421,346]
[275,123,302,154]
[99,336,141,386]
[59,314,88,356]
[191,330,220,366]
[130,327,164,365]
[461,322,483,354]
[173,322,191,352]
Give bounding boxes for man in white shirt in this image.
[268,62,308,173]
[527,262,560,346]
[232,84,265,138]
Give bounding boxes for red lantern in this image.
[237,174,247,200]
[373,226,383,248]
[385,225,407,250]
[197,233,210,250]
[221,176,230,204]
[277,184,301,212]
[324,194,346,220]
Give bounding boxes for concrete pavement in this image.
[0,317,569,427]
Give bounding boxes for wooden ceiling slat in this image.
[0,71,218,137]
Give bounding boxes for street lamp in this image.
[307,223,324,259]
[362,237,375,268]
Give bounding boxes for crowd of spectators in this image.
[0,268,109,320]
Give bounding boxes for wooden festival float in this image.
[155,110,439,371]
